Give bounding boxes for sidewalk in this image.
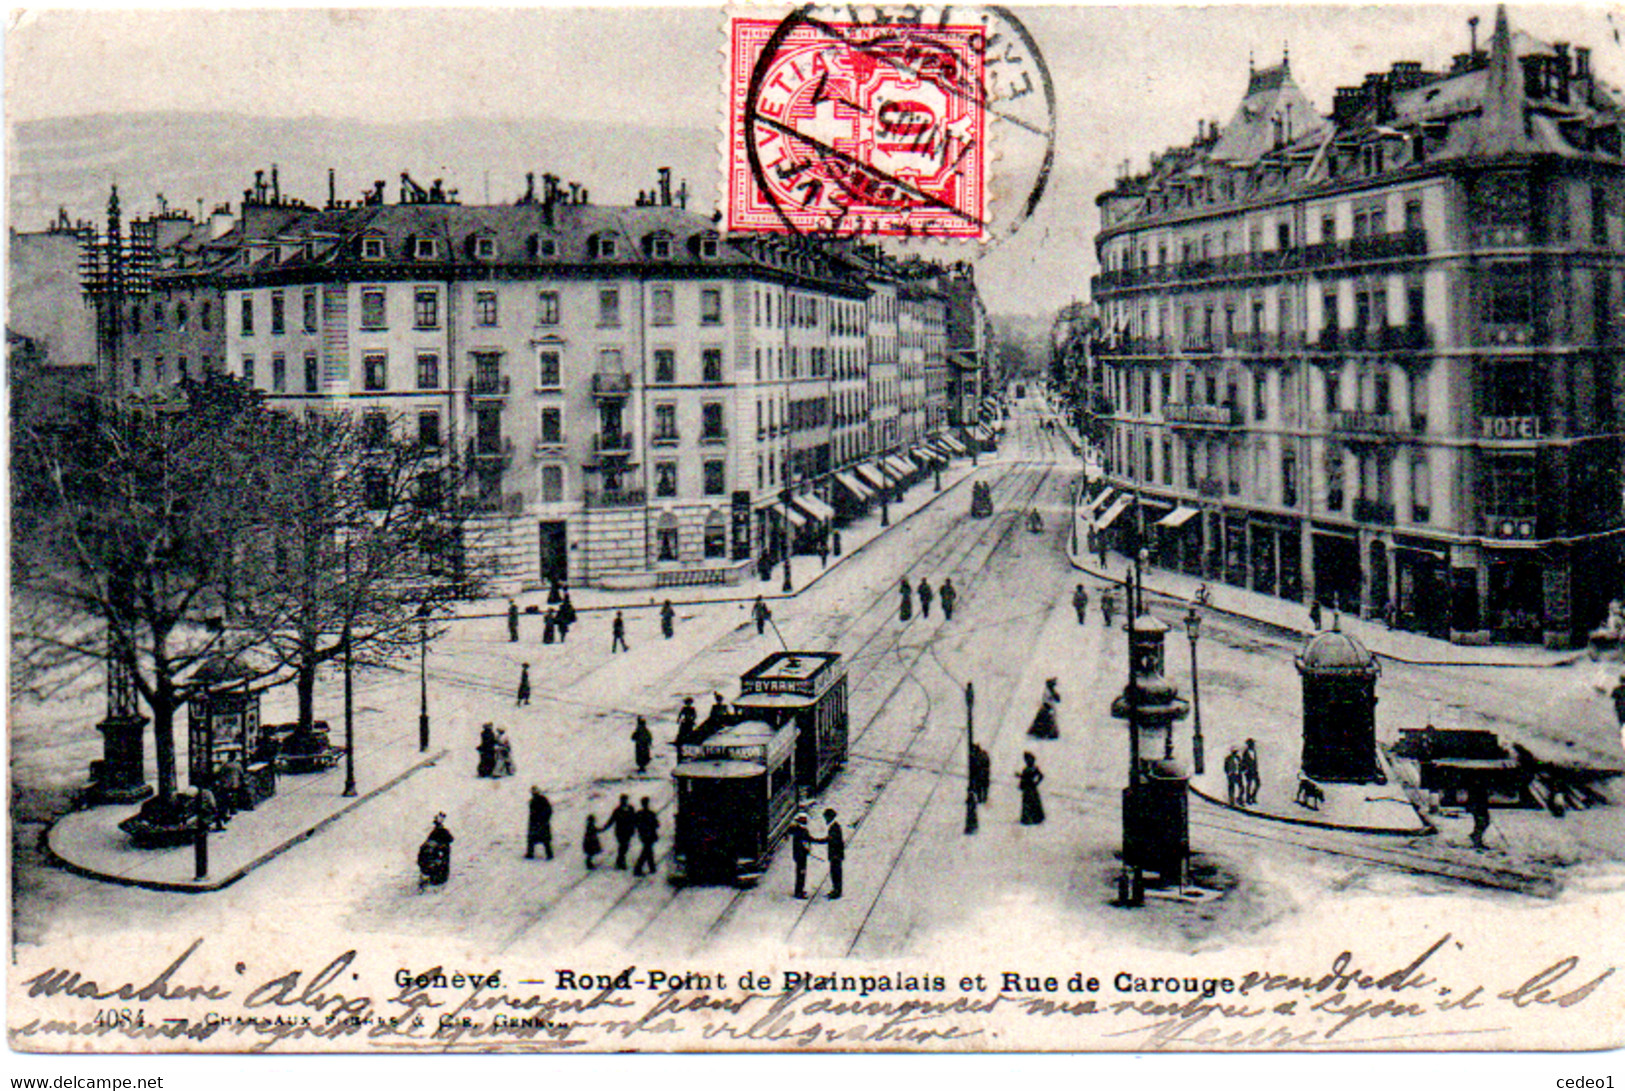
[1067,492,1576,671]
[462,450,994,627]
[47,717,445,892]
[1188,744,1433,835]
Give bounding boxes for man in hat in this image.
[526,787,553,860]
[611,610,629,654]
[820,809,845,899]
[789,812,815,898]
[608,794,637,870]
[507,599,520,643]
[516,662,531,707]
[631,797,660,876]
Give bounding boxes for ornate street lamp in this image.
[781,486,794,593]
[1185,606,1205,774]
[341,532,357,798]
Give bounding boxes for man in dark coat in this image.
[477,723,497,778]
[1072,584,1089,625]
[899,578,913,622]
[821,808,845,899]
[526,787,554,860]
[970,743,991,804]
[675,697,700,745]
[608,795,637,869]
[611,610,629,653]
[507,599,520,642]
[632,797,660,876]
[516,662,531,707]
[631,717,653,774]
[557,592,576,642]
[789,813,815,898]
[752,596,771,635]
[918,578,934,618]
[1309,600,1323,630]
[940,578,957,620]
[661,600,676,639]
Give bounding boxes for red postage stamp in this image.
[726,12,988,239]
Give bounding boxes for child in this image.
[582,815,603,870]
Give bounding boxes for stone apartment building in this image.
[1091,7,1625,646]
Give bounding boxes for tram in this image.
[733,651,848,791]
[671,717,798,886]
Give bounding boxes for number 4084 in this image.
[94,1009,145,1027]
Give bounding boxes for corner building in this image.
[1092,7,1625,646]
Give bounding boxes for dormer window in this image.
[474,236,496,259]
[361,237,386,260]
[414,237,438,260]
[593,234,619,259]
[648,234,672,259]
[699,234,719,258]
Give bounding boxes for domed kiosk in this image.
[1294,626,1384,784]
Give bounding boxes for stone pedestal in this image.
[88,714,153,805]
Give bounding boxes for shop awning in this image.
[855,464,889,491]
[927,440,956,460]
[940,435,969,455]
[973,425,995,442]
[793,494,836,522]
[783,505,808,528]
[1156,506,1200,529]
[1094,495,1132,531]
[833,471,872,500]
[1081,487,1115,518]
[884,455,915,477]
[908,446,936,465]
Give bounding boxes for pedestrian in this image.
[526,787,554,860]
[918,578,934,618]
[790,812,815,898]
[1242,738,1261,805]
[476,723,497,778]
[833,530,843,556]
[1196,583,1212,607]
[940,577,957,620]
[507,599,520,643]
[1224,748,1242,807]
[631,716,653,774]
[1017,753,1045,825]
[964,783,980,835]
[702,692,730,738]
[899,578,914,622]
[493,729,516,778]
[1309,600,1323,631]
[971,743,991,804]
[632,797,660,876]
[216,757,246,820]
[557,592,576,642]
[582,815,603,870]
[1102,590,1116,628]
[1072,583,1089,624]
[1383,598,1397,630]
[610,610,629,653]
[196,783,223,831]
[1029,677,1061,739]
[516,662,531,706]
[820,808,845,899]
[418,812,453,887]
[549,577,563,605]
[609,795,637,869]
[543,608,557,644]
[660,599,675,640]
[675,696,700,745]
[752,595,772,635]
[1468,782,1492,849]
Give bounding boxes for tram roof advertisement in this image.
[675,718,796,772]
[739,651,845,698]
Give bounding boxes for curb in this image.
[45,749,448,893]
[1187,780,1436,838]
[1066,552,1581,671]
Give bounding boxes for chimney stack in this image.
[569,182,581,204]
[1469,15,1480,57]
[678,179,689,209]
[272,164,280,203]
[659,167,672,206]
[328,168,336,209]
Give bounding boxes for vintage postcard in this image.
[8,2,1625,1060]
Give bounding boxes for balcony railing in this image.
[533,436,566,457]
[591,372,633,398]
[1329,410,1397,435]
[470,437,513,461]
[1196,476,1226,498]
[699,429,728,446]
[650,432,680,448]
[1090,230,1429,296]
[1163,402,1240,426]
[1353,498,1395,524]
[467,375,510,399]
[593,431,633,455]
[585,488,646,509]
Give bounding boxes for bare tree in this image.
[242,407,484,733]
[13,373,286,803]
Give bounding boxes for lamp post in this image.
[341,533,357,798]
[1185,606,1205,774]
[417,603,431,753]
[781,487,794,593]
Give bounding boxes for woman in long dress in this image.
[1017,753,1045,825]
[493,729,516,777]
[899,578,914,622]
[1028,678,1061,739]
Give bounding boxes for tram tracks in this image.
[485,454,1062,952]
